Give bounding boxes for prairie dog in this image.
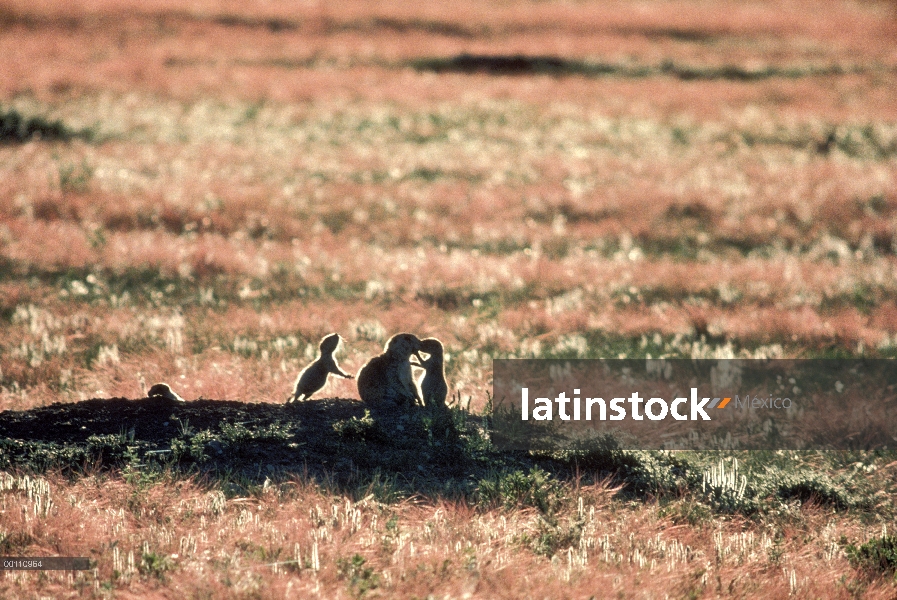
[417,338,448,410]
[147,382,185,403]
[356,333,422,411]
[288,333,353,403]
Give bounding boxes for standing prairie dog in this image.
[288,333,353,403]
[356,333,422,411]
[416,338,448,410]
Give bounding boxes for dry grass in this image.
[2,471,896,599]
[1,0,897,596]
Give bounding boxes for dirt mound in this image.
[0,397,473,492]
[0,396,360,447]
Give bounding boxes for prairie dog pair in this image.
[356,333,447,412]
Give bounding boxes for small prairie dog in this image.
[288,333,353,403]
[416,337,448,410]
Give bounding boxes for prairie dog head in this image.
[384,333,421,360]
[319,333,342,355]
[147,382,185,402]
[418,338,444,362]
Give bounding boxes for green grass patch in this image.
[846,535,897,579]
[0,106,93,144]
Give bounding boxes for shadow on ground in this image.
[0,397,879,514]
[0,397,511,499]
[410,53,871,80]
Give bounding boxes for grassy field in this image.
[1,0,897,597]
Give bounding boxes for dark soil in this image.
[0,396,354,448]
[0,396,490,497]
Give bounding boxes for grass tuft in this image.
[0,107,90,143]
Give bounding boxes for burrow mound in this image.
[0,396,357,446]
[0,397,474,489]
